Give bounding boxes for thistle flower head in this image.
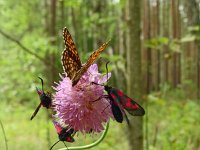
[52,64,112,133]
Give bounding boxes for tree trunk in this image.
[161,0,170,85]
[143,0,152,94]
[171,0,181,88]
[60,0,65,28]
[151,0,160,91]
[127,0,143,150]
[184,0,200,99]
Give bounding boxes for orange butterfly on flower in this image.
[61,27,110,86]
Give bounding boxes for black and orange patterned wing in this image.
[72,41,110,86]
[62,27,82,79]
[84,41,110,69]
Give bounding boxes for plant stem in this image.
[0,120,8,150]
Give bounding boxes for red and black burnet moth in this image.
[92,62,145,125]
[50,121,75,150]
[30,77,52,120]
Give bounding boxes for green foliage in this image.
[145,37,169,49]
[181,25,200,42]
[145,37,181,53]
[147,93,200,150]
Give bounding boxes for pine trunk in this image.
[127,0,143,149]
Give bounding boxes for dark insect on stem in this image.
[30,77,52,120]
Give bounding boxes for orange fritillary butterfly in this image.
[61,27,109,86]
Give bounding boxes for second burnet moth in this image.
[92,62,145,125]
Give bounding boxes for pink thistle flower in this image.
[52,64,112,133]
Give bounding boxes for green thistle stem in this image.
[0,120,8,150]
[59,121,110,150]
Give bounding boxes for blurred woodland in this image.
[0,0,200,150]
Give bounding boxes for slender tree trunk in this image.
[142,1,151,149]
[44,0,49,33]
[50,0,56,44]
[127,0,143,150]
[143,0,152,94]
[156,0,160,90]
[184,0,200,99]
[45,0,57,148]
[171,0,181,88]
[60,0,65,28]
[162,0,170,84]
[142,2,151,149]
[151,1,160,90]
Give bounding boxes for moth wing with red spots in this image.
[109,88,145,116]
[110,101,123,123]
[66,135,75,143]
[53,121,62,134]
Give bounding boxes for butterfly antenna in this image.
[63,142,69,150]
[105,61,110,85]
[49,140,60,150]
[38,77,44,92]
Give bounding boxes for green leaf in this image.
[181,35,196,42]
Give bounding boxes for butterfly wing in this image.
[72,41,110,86]
[110,88,145,116]
[83,41,110,69]
[62,27,82,79]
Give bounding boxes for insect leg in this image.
[118,106,132,127]
[90,95,109,103]
[101,104,111,115]
[63,142,69,150]
[123,111,131,127]
[49,140,60,150]
[30,103,42,120]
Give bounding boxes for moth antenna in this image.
[91,82,104,86]
[105,61,110,85]
[63,142,69,150]
[50,140,60,150]
[38,77,44,92]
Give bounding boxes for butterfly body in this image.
[30,77,52,120]
[62,27,109,86]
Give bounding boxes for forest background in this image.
[0,0,200,150]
